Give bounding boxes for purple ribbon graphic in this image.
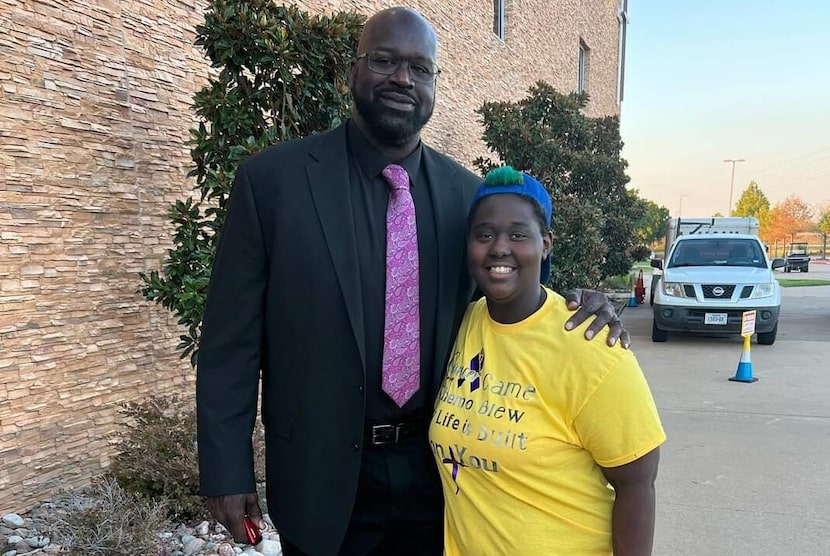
[442,447,465,494]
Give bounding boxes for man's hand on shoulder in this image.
[205,492,265,544]
[563,288,630,349]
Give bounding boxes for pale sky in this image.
[620,0,830,219]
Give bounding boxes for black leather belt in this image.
[363,418,425,446]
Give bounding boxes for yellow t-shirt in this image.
[428,288,666,555]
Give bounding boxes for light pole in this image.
[724,158,746,216]
[678,194,688,218]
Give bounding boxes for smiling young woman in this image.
[429,166,665,556]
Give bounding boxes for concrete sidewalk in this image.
[624,277,830,555]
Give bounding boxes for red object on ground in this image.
[634,270,646,304]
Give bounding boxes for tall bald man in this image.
[197,7,627,555]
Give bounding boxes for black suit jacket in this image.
[197,123,481,555]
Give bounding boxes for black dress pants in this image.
[280,436,443,556]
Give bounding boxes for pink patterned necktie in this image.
[381,164,420,407]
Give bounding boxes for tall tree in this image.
[733,181,770,217]
[733,180,770,232]
[475,82,645,292]
[819,208,830,236]
[819,208,830,259]
[763,205,790,246]
[764,195,814,247]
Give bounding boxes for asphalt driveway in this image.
[626,262,830,555]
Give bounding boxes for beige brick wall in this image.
[0,0,209,512]
[0,0,621,512]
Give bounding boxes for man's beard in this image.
[352,86,433,147]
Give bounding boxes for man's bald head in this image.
[349,7,440,151]
[357,7,438,58]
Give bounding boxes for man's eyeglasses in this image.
[356,51,441,84]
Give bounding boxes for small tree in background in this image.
[764,194,816,255]
[633,197,670,252]
[819,208,830,259]
[818,208,830,237]
[475,82,646,292]
[139,0,364,364]
[734,180,771,235]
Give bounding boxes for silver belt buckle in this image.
[371,424,401,445]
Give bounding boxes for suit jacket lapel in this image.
[306,125,367,372]
[423,147,466,396]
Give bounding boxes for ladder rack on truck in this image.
[664,217,760,255]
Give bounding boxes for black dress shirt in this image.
[346,120,438,422]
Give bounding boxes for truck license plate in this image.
[704,313,728,325]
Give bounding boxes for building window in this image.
[493,0,506,40]
[578,40,589,94]
[617,0,629,103]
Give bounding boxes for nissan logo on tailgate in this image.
[712,286,725,297]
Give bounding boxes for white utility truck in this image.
[650,217,762,305]
[649,217,786,345]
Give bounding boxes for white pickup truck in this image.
[650,233,786,345]
[649,217,762,305]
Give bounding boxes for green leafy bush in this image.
[139,0,364,365]
[108,395,266,521]
[45,477,171,556]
